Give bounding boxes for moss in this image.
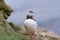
[0,0,13,19]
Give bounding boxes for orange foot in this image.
[31,34,36,38]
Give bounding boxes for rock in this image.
[19,26,60,40]
[0,0,13,19]
[0,0,14,33]
[9,22,16,29]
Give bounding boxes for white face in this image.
[28,13,34,19]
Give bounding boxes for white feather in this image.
[24,19,37,33]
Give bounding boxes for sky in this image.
[5,0,60,34]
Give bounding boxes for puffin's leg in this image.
[31,31,36,38]
[26,31,30,38]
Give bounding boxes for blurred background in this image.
[5,0,60,35]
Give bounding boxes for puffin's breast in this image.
[24,19,37,30]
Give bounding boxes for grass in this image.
[14,25,21,32]
[0,26,27,40]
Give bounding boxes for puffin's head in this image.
[27,10,34,19]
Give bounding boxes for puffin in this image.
[24,10,37,38]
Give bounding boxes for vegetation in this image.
[0,26,27,40]
[13,25,21,32]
